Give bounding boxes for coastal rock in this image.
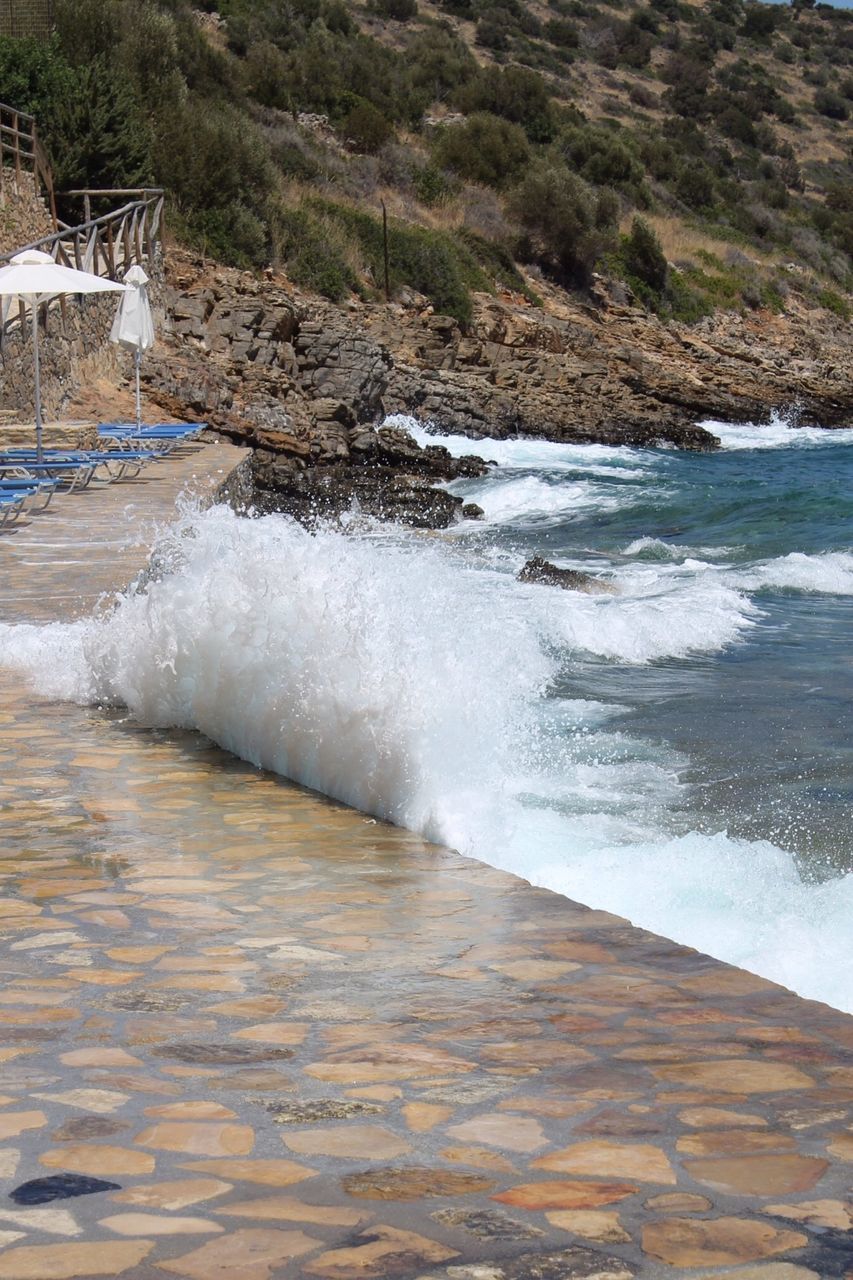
[518,558,617,595]
[250,459,469,530]
[143,249,853,537]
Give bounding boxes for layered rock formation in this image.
[140,250,853,529]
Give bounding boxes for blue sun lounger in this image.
[0,476,57,512]
[0,448,159,482]
[98,423,206,455]
[0,489,28,528]
[0,459,96,491]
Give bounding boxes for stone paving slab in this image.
[0,450,851,1280]
[0,439,247,621]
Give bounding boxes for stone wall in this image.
[0,173,54,255]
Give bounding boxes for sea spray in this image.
[0,504,550,845]
[1,500,852,1011]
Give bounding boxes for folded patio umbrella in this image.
[0,248,126,461]
[109,264,154,431]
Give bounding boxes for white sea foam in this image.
[704,412,853,451]
[2,503,850,1012]
[391,414,652,473]
[529,567,759,663]
[455,474,645,526]
[736,550,853,596]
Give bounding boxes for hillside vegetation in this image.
[0,0,850,325]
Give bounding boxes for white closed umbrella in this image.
[0,248,126,461]
[110,264,154,431]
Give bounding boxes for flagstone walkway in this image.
[0,450,850,1280]
[0,439,247,621]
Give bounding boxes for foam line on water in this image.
[452,473,646,527]
[389,414,652,472]
[704,412,853,451]
[735,550,853,596]
[1,503,850,1013]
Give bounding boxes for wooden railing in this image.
[0,191,164,274]
[0,191,164,341]
[0,101,56,223]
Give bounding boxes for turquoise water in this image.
[404,415,853,1007]
[462,419,853,879]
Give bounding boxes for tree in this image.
[509,161,613,288]
[623,217,668,293]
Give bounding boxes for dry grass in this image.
[627,213,776,269]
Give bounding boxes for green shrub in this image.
[407,24,476,101]
[817,287,851,320]
[622,217,668,292]
[508,161,613,287]
[413,164,454,206]
[561,123,643,189]
[675,163,715,210]
[155,99,275,266]
[740,4,778,41]
[306,199,486,323]
[277,208,359,300]
[458,227,541,300]
[434,113,530,188]
[544,17,580,46]
[244,40,292,109]
[187,202,268,267]
[342,101,395,153]
[814,88,849,119]
[374,0,418,18]
[454,64,556,141]
[49,58,154,190]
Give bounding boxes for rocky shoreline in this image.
[142,249,853,530]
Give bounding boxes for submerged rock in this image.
[518,557,618,595]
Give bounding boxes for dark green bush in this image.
[509,161,613,287]
[155,99,274,266]
[277,208,359,300]
[662,54,710,117]
[413,164,453,205]
[374,0,418,18]
[740,4,778,41]
[544,17,580,46]
[814,87,849,119]
[475,12,514,51]
[434,113,530,188]
[454,64,556,141]
[407,24,476,101]
[306,199,486,323]
[622,217,668,292]
[244,40,291,109]
[342,101,395,153]
[675,163,715,210]
[561,123,643,189]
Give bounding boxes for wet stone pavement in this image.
[0,448,851,1279]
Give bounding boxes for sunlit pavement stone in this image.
[0,447,851,1278]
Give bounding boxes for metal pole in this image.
[135,347,141,431]
[381,200,390,303]
[31,298,43,462]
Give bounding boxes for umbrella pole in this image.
[134,348,142,432]
[31,299,43,463]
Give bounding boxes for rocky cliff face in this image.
[142,250,853,529]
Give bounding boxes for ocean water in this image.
[2,413,852,1012]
